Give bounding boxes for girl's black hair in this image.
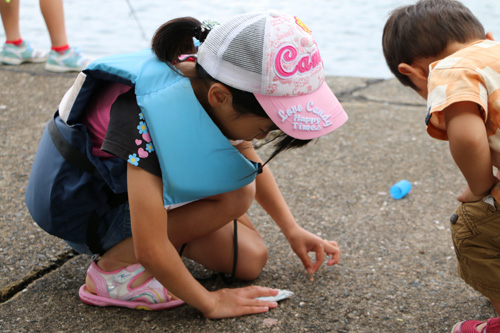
[151,17,312,164]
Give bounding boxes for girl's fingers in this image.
[321,240,340,265]
[311,240,340,272]
[293,245,313,272]
[243,285,279,298]
[311,243,325,272]
[233,287,279,311]
[326,240,341,265]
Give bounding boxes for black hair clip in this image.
[194,20,219,42]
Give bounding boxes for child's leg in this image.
[0,0,21,41]
[39,0,68,48]
[179,214,268,281]
[451,199,500,315]
[491,299,500,316]
[165,182,257,248]
[84,237,157,293]
[165,182,268,279]
[90,216,267,291]
[85,182,261,293]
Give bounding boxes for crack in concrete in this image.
[337,78,425,108]
[0,249,78,303]
[344,78,386,98]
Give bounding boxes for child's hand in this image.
[458,177,499,202]
[202,286,279,319]
[285,226,340,279]
[457,185,484,202]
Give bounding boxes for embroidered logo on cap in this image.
[295,17,311,34]
[274,44,323,79]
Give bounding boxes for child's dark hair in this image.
[382,0,485,90]
[151,17,311,163]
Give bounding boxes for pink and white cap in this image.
[197,10,347,140]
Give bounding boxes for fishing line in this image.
[124,0,149,41]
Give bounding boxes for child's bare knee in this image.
[236,243,268,281]
[219,182,256,217]
[234,181,256,205]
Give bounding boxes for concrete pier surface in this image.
[0,63,496,332]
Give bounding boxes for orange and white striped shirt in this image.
[426,40,500,157]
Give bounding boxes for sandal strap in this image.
[86,261,111,297]
[87,261,147,299]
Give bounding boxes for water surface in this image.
[4,0,499,78]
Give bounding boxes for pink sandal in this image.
[452,318,500,333]
[79,261,185,310]
[452,320,486,333]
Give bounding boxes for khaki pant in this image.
[452,195,500,301]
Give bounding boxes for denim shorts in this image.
[451,195,500,300]
[65,202,132,256]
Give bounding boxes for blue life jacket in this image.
[25,49,260,253]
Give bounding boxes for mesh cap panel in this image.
[202,13,263,60]
[222,18,266,75]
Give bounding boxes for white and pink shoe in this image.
[79,261,185,310]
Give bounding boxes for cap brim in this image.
[254,82,347,140]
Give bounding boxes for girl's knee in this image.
[233,181,256,205]
[235,241,268,281]
[218,181,256,217]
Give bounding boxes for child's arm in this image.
[127,164,279,318]
[238,143,340,277]
[444,101,498,202]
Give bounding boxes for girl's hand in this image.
[286,226,340,279]
[202,286,279,319]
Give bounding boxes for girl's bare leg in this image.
[87,183,264,292]
[180,214,268,281]
[166,182,257,247]
[0,0,21,41]
[39,0,68,47]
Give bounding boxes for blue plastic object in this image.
[390,180,412,199]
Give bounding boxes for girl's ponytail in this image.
[151,17,201,65]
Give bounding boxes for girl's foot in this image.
[79,261,184,310]
[1,40,47,65]
[44,47,92,72]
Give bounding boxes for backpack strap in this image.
[48,115,95,174]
